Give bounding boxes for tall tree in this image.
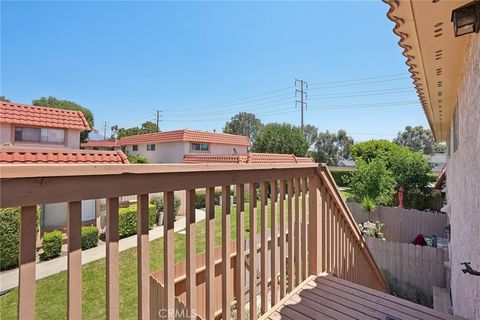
[111,121,158,139]
[223,112,263,143]
[303,124,318,149]
[314,129,354,165]
[393,125,435,155]
[0,96,10,102]
[32,97,94,142]
[252,123,308,157]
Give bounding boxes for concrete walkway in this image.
[0,209,206,294]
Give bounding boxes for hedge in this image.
[40,230,63,261]
[330,168,355,187]
[0,207,39,270]
[150,196,181,222]
[118,204,156,238]
[81,226,99,250]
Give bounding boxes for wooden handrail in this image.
[1,163,388,319]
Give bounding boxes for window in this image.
[147,144,156,151]
[132,145,138,151]
[191,143,209,151]
[15,127,65,143]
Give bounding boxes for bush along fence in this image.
[364,237,447,305]
[348,202,448,243]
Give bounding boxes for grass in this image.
[0,201,275,319]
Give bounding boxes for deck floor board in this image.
[259,274,464,320]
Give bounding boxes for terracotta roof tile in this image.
[81,139,119,148]
[182,153,314,164]
[0,147,129,164]
[119,129,250,146]
[0,101,90,131]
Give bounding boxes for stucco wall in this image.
[447,34,480,320]
[125,142,248,163]
[0,123,11,145]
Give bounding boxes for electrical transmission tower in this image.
[295,79,308,134]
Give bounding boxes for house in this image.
[336,159,356,167]
[0,101,90,148]
[428,153,447,173]
[0,102,129,233]
[119,129,251,163]
[385,0,480,318]
[81,139,120,150]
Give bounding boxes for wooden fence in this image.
[348,202,448,243]
[365,237,447,298]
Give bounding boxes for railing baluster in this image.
[326,194,332,273]
[279,180,286,299]
[321,185,328,273]
[294,178,301,286]
[106,197,119,320]
[235,184,245,320]
[249,182,257,320]
[308,175,322,276]
[137,194,150,320]
[301,177,308,281]
[68,201,82,320]
[270,180,278,307]
[185,189,196,317]
[18,205,37,320]
[222,185,231,319]
[287,179,294,292]
[260,182,268,314]
[205,187,215,320]
[164,191,175,320]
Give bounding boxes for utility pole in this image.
[103,121,107,140]
[295,79,308,134]
[155,110,161,132]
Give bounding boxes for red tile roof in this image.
[182,153,314,164]
[0,147,129,164]
[0,101,91,131]
[81,139,119,148]
[119,129,250,146]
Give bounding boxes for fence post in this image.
[309,174,323,275]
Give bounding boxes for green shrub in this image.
[81,226,99,250]
[40,230,63,261]
[330,168,355,187]
[358,220,384,239]
[118,204,156,238]
[150,195,181,222]
[0,208,21,270]
[0,207,39,270]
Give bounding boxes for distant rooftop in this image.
[0,146,129,164]
[81,139,119,148]
[0,101,90,131]
[182,153,314,164]
[119,129,251,146]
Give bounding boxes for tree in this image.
[111,121,158,139]
[125,151,149,164]
[303,124,318,149]
[223,112,263,143]
[32,97,94,142]
[433,143,447,153]
[348,158,395,206]
[252,123,308,156]
[313,129,354,165]
[393,125,435,154]
[350,140,433,209]
[0,96,10,102]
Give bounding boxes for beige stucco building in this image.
[119,129,251,163]
[385,1,480,318]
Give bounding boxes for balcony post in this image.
[308,174,323,275]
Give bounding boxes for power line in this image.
[309,76,411,90]
[308,73,409,86]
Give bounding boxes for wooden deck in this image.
[260,274,463,320]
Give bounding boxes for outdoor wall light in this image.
[451,1,480,37]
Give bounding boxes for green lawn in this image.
[0,201,274,319]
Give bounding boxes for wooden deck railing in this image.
[0,163,387,319]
